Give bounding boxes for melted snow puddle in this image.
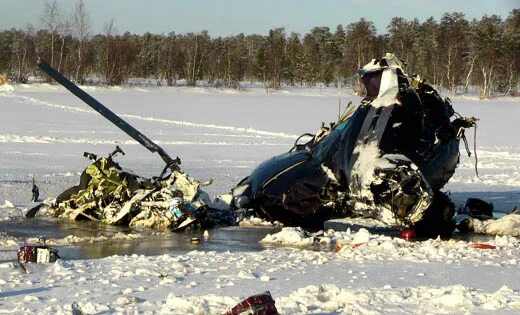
[0,218,277,262]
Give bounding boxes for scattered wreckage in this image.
[35,58,232,230]
[34,54,489,239]
[17,238,60,273]
[50,147,220,229]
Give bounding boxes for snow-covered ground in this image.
[1,83,520,314]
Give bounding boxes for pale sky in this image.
[0,0,518,36]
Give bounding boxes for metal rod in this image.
[37,57,180,172]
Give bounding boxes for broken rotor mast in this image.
[37,58,180,173]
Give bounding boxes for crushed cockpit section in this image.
[231,53,478,239]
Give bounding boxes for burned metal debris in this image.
[231,53,477,238]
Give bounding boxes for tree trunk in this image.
[15,51,22,82]
[463,56,476,94]
[506,63,515,96]
[445,46,453,93]
[76,41,83,83]
[58,37,65,72]
[189,38,198,86]
[166,38,173,86]
[480,66,494,99]
[51,32,55,67]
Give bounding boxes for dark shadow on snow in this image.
[0,286,50,298]
[448,190,520,213]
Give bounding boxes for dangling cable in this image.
[461,130,471,157]
[473,121,480,178]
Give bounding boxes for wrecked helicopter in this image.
[230,53,477,238]
[34,54,477,239]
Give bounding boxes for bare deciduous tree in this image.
[40,0,61,67]
[71,0,90,83]
[57,19,71,73]
[102,19,116,84]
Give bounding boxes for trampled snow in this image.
[1,83,520,314]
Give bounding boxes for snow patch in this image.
[471,214,520,237]
[0,83,15,93]
[260,227,314,246]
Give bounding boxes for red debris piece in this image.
[224,291,279,315]
[400,228,416,241]
[472,243,496,249]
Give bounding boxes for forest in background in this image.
[0,0,519,98]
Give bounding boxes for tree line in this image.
[0,0,519,98]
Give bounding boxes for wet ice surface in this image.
[0,217,275,262]
[1,84,520,314]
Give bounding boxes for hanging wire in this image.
[473,121,480,178]
[461,130,471,157]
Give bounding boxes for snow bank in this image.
[0,232,17,247]
[0,83,15,93]
[0,208,18,219]
[239,216,281,227]
[278,284,520,314]
[155,283,520,314]
[260,227,315,246]
[471,214,520,237]
[261,227,520,265]
[0,246,519,314]
[336,233,520,265]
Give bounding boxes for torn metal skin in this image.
[231,53,477,238]
[49,147,217,230]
